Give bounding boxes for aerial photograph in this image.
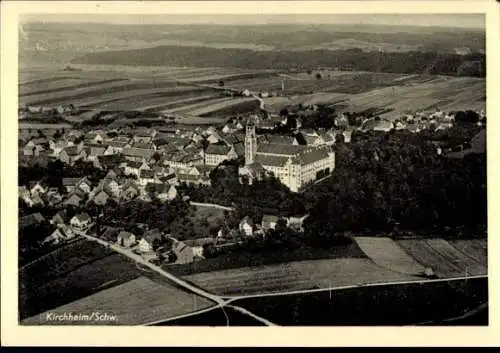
[17,13,487,326]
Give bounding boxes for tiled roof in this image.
[205,144,232,156]
[63,146,79,156]
[140,169,155,179]
[89,146,106,156]
[262,215,279,223]
[291,147,331,165]
[122,148,155,158]
[20,213,45,228]
[177,173,210,182]
[194,164,216,175]
[106,141,128,148]
[74,212,91,223]
[126,161,143,169]
[118,231,135,240]
[145,182,170,194]
[62,177,80,186]
[254,154,290,167]
[257,143,304,156]
[132,142,154,150]
[263,135,295,145]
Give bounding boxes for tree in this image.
[151,152,162,162]
[307,69,312,75]
[315,73,322,80]
[218,80,225,87]
[279,107,289,117]
[53,129,62,139]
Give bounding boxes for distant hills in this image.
[20,22,486,76]
[71,46,485,77]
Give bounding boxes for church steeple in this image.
[245,118,257,165]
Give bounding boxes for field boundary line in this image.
[223,275,488,303]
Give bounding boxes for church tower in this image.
[245,119,257,165]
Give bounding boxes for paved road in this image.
[80,233,278,326]
[81,233,486,325]
[222,274,488,304]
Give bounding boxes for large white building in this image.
[240,120,335,192]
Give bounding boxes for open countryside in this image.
[18,15,487,327]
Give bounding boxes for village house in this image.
[239,216,254,237]
[59,146,84,165]
[45,188,63,206]
[177,173,212,186]
[63,192,84,207]
[138,169,156,186]
[19,186,30,199]
[171,240,195,264]
[184,237,215,259]
[19,213,46,230]
[21,193,44,207]
[287,214,309,232]
[70,212,92,234]
[261,215,279,231]
[120,181,141,201]
[133,134,154,145]
[122,147,155,163]
[85,144,109,163]
[117,231,136,248]
[104,140,129,154]
[49,139,74,156]
[138,229,163,253]
[163,151,203,170]
[131,141,157,151]
[50,210,69,227]
[146,183,178,202]
[43,225,76,245]
[93,154,126,170]
[124,160,150,178]
[97,226,118,242]
[91,189,111,206]
[86,132,105,145]
[62,178,80,193]
[138,188,153,202]
[97,178,121,197]
[29,181,48,196]
[204,144,238,166]
[74,177,92,194]
[105,168,123,180]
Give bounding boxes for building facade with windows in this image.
[242,121,335,192]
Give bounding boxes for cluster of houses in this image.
[19,210,93,246]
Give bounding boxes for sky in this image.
[20,14,485,29]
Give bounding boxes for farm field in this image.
[185,97,260,117]
[248,73,484,117]
[22,276,214,325]
[446,239,488,264]
[155,306,268,326]
[19,251,141,320]
[19,122,72,130]
[353,237,427,276]
[19,78,129,97]
[182,258,419,296]
[396,238,488,278]
[230,277,488,326]
[19,68,485,122]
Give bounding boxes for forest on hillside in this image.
[71,46,485,77]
